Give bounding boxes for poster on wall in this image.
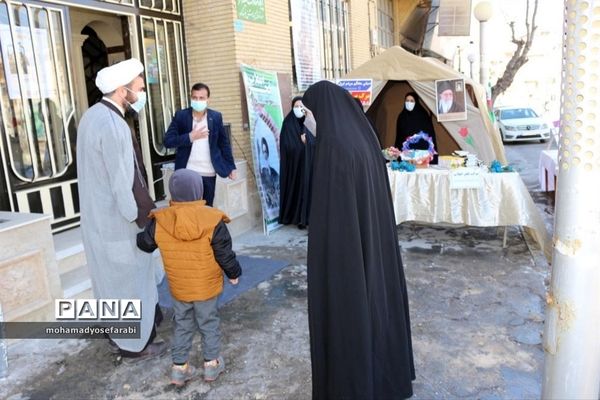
[336,79,373,106]
[236,0,267,24]
[241,64,284,234]
[435,78,467,122]
[144,39,159,84]
[0,25,54,100]
[290,0,322,91]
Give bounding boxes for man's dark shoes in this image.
[121,341,167,364]
[107,339,120,354]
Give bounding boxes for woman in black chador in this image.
[303,81,415,400]
[395,91,438,164]
[278,96,315,228]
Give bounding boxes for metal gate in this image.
[0,0,78,232]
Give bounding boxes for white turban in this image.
[95,58,144,94]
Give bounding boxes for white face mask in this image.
[124,87,147,113]
[293,107,305,119]
[405,101,415,111]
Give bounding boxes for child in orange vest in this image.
[137,169,241,386]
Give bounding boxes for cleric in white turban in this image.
[95,58,144,95]
[76,58,166,362]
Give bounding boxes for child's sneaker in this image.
[203,356,225,382]
[170,363,197,387]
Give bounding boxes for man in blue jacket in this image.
[164,82,236,206]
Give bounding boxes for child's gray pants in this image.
[171,296,221,364]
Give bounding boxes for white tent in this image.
[345,46,506,164]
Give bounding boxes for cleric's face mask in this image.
[405,101,415,111]
[124,87,147,113]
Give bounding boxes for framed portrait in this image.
[435,78,467,122]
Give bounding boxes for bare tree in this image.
[490,0,539,105]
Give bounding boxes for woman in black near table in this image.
[278,96,315,228]
[303,80,415,400]
[395,91,438,163]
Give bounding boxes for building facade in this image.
[0,0,430,233]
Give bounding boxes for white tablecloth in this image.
[538,150,558,191]
[387,166,550,257]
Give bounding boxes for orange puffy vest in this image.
[151,200,230,302]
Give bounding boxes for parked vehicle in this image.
[494,107,551,143]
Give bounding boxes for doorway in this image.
[81,26,108,107]
[70,8,131,116]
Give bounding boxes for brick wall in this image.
[182,0,239,155]
[182,0,292,165]
[180,0,416,228]
[233,0,293,163]
[182,0,293,226]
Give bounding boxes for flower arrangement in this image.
[400,131,437,168]
[382,146,402,161]
[401,131,437,153]
[489,160,514,173]
[390,160,416,172]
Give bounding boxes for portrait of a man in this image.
[435,78,467,122]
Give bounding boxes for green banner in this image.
[236,0,266,24]
[241,64,283,234]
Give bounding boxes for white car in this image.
[494,107,551,143]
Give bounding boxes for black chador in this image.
[395,91,438,164]
[278,97,315,227]
[304,81,415,400]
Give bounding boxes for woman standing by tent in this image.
[278,96,315,228]
[395,92,438,163]
[303,81,414,399]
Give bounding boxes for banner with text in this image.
[336,79,373,106]
[241,64,284,234]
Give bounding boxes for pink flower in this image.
[459,127,469,138]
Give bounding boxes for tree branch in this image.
[490,0,539,105]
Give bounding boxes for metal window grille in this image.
[377,0,394,49]
[0,1,75,183]
[316,0,350,80]
[140,16,187,156]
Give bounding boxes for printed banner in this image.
[241,64,284,234]
[336,79,373,106]
[0,25,54,100]
[290,0,322,91]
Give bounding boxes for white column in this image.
[478,20,488,86]
[542,1,600,398]
[474,2,493,87]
